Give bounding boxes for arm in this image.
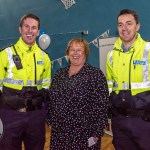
[0,50,7,93]
[46,69,61,126]
[106,51,114,94]
[42,53,51,90]
[89,69,109,138]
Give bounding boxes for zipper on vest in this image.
[129,51,134,89]
[33,53,37,85]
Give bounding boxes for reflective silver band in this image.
[4,78,24,85]
[3,78,48,86]
[143,42,150,82]
[5,47,15,78]
[112,81,150,90]
[42,78,51,84]
[131,81,150,89]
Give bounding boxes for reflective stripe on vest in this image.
[142,42,150,82]
[110,42,150,90]
[26,80,42,86]
[42,78,51,84]
[131,81,150,89]
[111,81,150,89]
[4,78,44,86]
[108,50,113,66]
[5,47,15,78]
[107,80,113,86]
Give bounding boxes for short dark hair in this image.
[19,13,40,29]
[117,9,139,24]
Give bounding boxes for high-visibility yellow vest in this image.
[0,37,51,91]
[106,34,150,96]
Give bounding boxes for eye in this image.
[31,26,38,30]
[69,49,74,52]
[126,22,132,27]
[77,49,82,52]
[23,24,29,28]
[118,24,123,28]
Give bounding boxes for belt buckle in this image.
[18,107,27,112]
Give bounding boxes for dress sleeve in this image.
[89,69,109,137]
[46,69,61,126]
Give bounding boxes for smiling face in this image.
[118,14,140,48]
[68,42,86,67]
[19,17,39,46]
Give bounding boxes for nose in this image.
[74,50,78,54]
[28,27,32,32]
[122,24,128,30]
[26,26,32,32]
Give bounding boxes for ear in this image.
[136,23,140,32]
[37,29,40,37]
[19,27,21,34]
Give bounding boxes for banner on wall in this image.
[98,37,118,136]
[51,30,111,68]
[91,30,110,48]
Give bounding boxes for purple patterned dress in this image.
[46,63,109,150]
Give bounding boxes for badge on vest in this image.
[37,61,44,64]
[133,60,147,65]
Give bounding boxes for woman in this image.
[46,38,109,150]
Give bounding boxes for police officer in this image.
[0,13,51,150]
[106,9,150,150]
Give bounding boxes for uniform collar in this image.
[114,33,142,52]
[15,37,38,53]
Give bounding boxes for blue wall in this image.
[0,0,150,75]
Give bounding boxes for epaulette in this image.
[0,44,14,52]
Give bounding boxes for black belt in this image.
[111,107,150,122]
[112,107,144,117]
[121,108,145,117]
[1,94,43,112]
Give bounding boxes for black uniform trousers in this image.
[0,107,46,150]
[112,115,150,150]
